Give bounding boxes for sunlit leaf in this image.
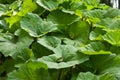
[36,0,58,11]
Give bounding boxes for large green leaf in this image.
[32,42,52,58]
[0,29,33,57]
[95,18,120,30]
[77,72,116,80]
[79,42,111,55]
[102,30,120,46]
[37,36,61,50]
[13,48,34,63]
[36,0,58,11]
[110,46,120,55]
[77,72,99,80]
[68,20,90,42]
[83,9,104,18]
[89,28,106,40]
[83,0,100,6]
[90,54,120,78]
[62,38,82,47]
[47,10,80,25]
[71,2,87,11]
[21,13,58,37]
[38,45,88,69]
[103,8,120,18]
[7,61,50,80]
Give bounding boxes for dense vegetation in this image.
[1,0,120,80]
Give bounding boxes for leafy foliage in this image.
[0,0,120,80]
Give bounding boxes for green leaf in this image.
[83,9,104,18]
[110,46,120,55]
[47,10,80,25]
[77,72,98,80]
[21,13,58,37]
[90,54,120,77]
[95,18,120,30]
[37,36,61,50]
[13,48,34,63]
[63,38,82,47]
[68,20,90,41]
[5,0,37,27]
[79,42,111,55]
[5,15,21,28]
[0,29,33,57]
[7,61,50,80]
[77,72,116,80]
[36,0,58,11]
[103,8,120,18]
[9,0,22,10]
[18,0,37,16]
[32,42,52,58]
[71,2,87,11]
[90,28,106,40]
[38,45,88,69]
[99,73,116,80]
[83,0,100,6]
[102,30,120,46]
[0,4,8,16]
[0,20,8,32]
[0,58,15,75]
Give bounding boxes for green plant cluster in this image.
[0,0,120,80]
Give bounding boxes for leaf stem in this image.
[58,69,62,80]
